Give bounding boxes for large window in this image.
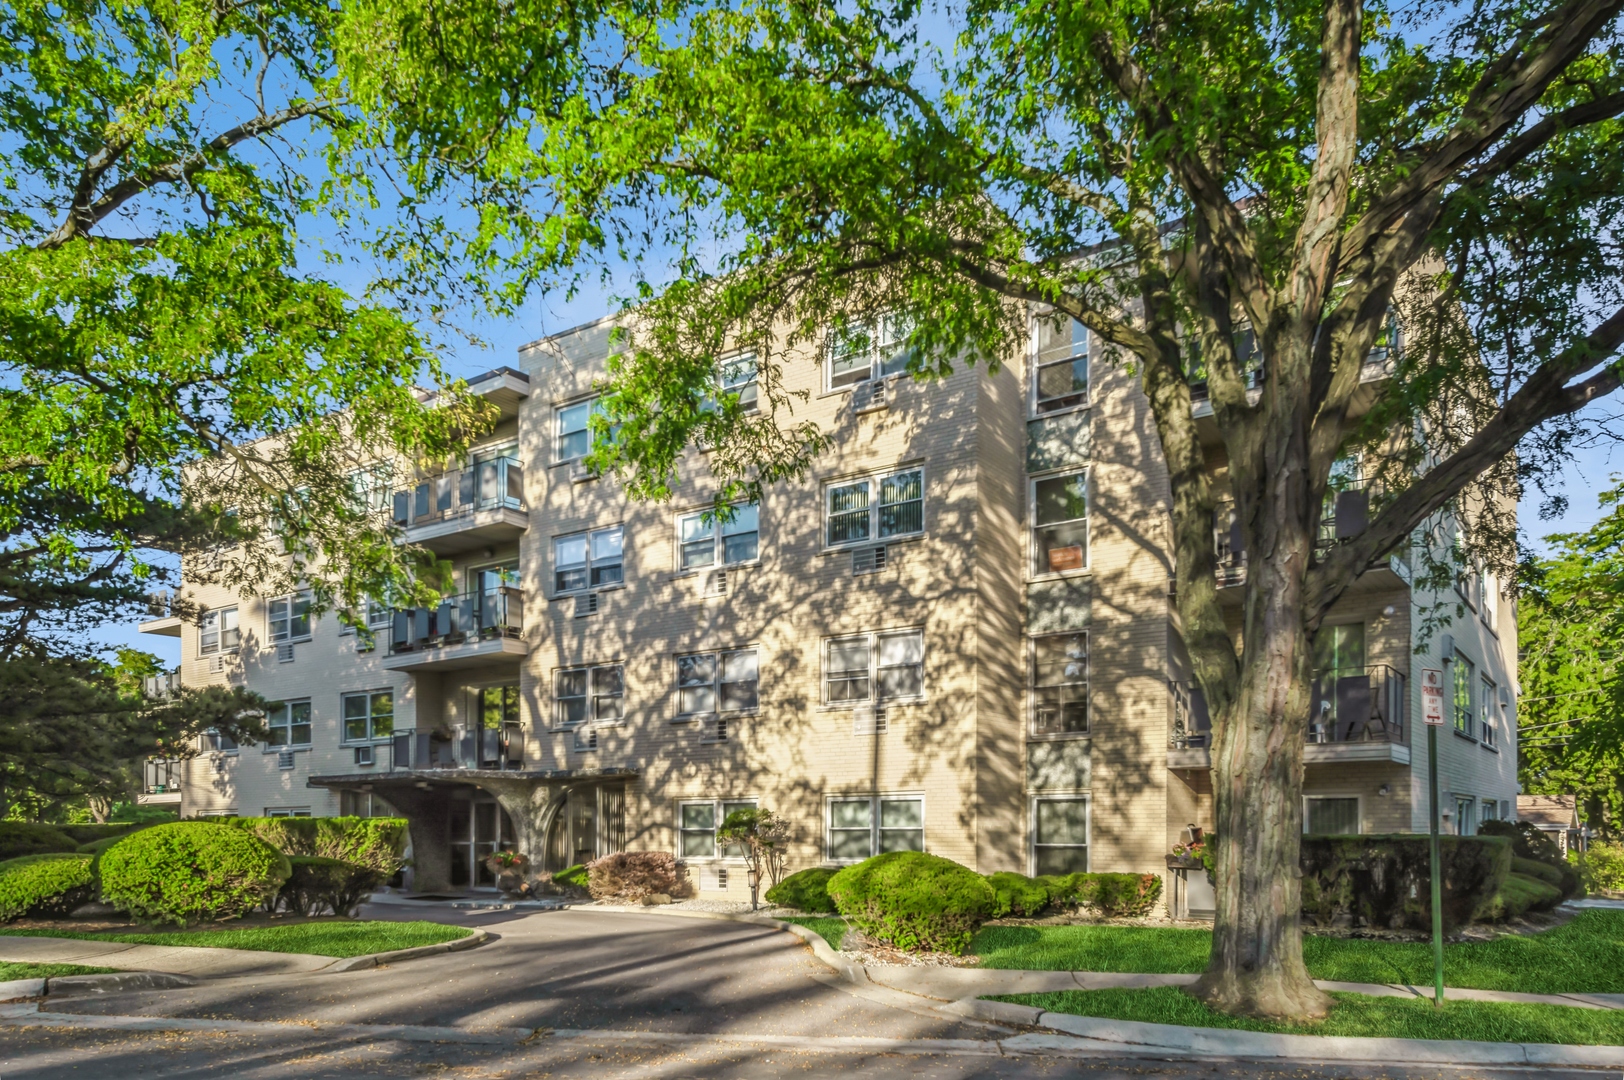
[827,796,924,861]
[824,629,924,706]
[200,606,240,655]
[267,592,312,644]
[1305,796,1360,835]
[1452,651,1475,738]
[1032,471,1088,575]
[341,691,394,743]
[479,684,521,728]
[265,700,312,748]
[825,314,913,389]
[717,353,759,413]
[555,664,624,727]
[825,468,924,547]
[678,503,759,571]
[1480,676,1497,748]
[556,397,596,462]
[1031,797,1089,874]
[554,526,624,593]
[678,798,758,859]
[1455,796,1477,836]
[677,649,760,716]
[1032,633,1089,736]
[1033,314,1089,414]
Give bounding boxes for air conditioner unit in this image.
[277,643,295,663]
[277,750,296,770]
[208,655,225,674]
[852,545,888,575]
[853,377,891,413]
[570,464,598,484]
[699,568,728,597]
[572,725,598,752]
[574,592,600,619]
[852,706,887,735]
[700,716,729,744]
[353,745,375,767]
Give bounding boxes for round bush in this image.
[828,852,996,955]
[0,853,96,922]
[99,822,292,926]
[0,822,79,863]
[765,867,839,913]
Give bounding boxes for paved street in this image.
[0,908,1608,1078]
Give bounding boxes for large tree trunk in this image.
[1191,502,1332,1020]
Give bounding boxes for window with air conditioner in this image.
[554,526,624,594]
[1032,470,1088,576]
[264,700,312,749]
[1031,633,1089,737]
[827,795,924,862]
[267,591,313,644]
[555,664,624,727]
[824,313,914,390]
[677,799,759,860]
[199,606,240,656]
[824,629,924,706]
[824,468,923,548]
[341,690,394,744]
[1031,796,1090,874]
[676,649,760,718]
[678,503,760,571]
[1032,313,1089,414]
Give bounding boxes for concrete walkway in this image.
[0,935,332,977]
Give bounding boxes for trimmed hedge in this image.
[1481,872,1564,921]
[58,824,137,846]
[1513,856,1564,891]
[1299,834,1511,932]
[1481,820,1583,899]
[765,867,839,913]
[100,822,291,926]
[1063,872,1164,917]
[828,852,996,955]
[0,854,96,922]
[277,856,384,917]
[987,872,1054,918]
[553,863,589,889]
[0,823,78,863]
[221,817,408,874]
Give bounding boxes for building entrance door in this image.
[448,788,516,888]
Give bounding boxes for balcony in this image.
[142,669,182,698]
[383,587,528,671]
[138,590,182,638]
[1167,664,1410,770]
[1213,477,1411,595]
[391,457,527,555]
[139,757,183,804]
[377,724,527,772]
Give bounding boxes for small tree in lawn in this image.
[717,808,790,911]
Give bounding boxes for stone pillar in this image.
[372,783,454,893]
[479,777,564,866]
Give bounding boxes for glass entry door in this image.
[448,788,516,888]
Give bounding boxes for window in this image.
[677,649,760,715]
[827,796,924,861]
[340,597,392,637]
[349,464,393,513]
[1452,651,1475,738]
[265,807,312,818]
[678,503,759,571]
[1480,798,1500,824]
[824,468,924,547]
[341,691,394,743]
[678,798,758,859]
[201,728,237,753]
[340,791,397,817]
[1455,796,1477,836]
[199,606,240,655]
[1457,557,1482,611]
[1032,797,1089,874]
[267,592,312,644]
[1032,633,1089,736]
[1480,676,1497,748]
[265,700,312,748]
[1305,796,1360,835]
[554,526,624,593]
[1032,471,1088,574]
[825,313,913,389]
[1480,569,1498,631]
[1033,314,1089,414]
[479,684,520,728]
[824,629,924,706]
[1313,623,1366,674]
[556,397,597,462]
[555,664,624,727]
[717,353,759,413]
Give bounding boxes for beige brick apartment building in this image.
[141,311,1520,904]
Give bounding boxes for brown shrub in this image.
[585,851,692,901]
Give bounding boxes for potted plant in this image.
[484,849,530,895]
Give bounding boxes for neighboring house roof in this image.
[1518,794,1580,829]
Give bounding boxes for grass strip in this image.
[0,920,469,959]
[0,961,118,981]
[781,916,846,951]
[993,987,1624,1046]
[973,910,1624,994]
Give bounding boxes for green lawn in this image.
[0,961,118,981]
[972,910,1624,994]
[0,920,469,958]
[993,987,1624,1046]
[782,916,846,950]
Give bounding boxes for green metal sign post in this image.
[1421,667,1447,1007]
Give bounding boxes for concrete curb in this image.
[321,928,494,972]
[46,971,200,998]
[0,977,45,1000]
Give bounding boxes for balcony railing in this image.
[142,669,182,699]
[392,457,524,529]
[1170,681,1213,750]
[143,757,182,794]
[1311,664,1406,744]
[1317,475,1377,552]
[385,724,526,771]
[389,587,523,655]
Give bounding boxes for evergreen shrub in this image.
[58,824,137,846]
[221,817,407,874]
[99,822,291,925]
[765,867,839,913]
[1578,841,1624,894]
[827,852,996,955]
[1481,872,1564,921]
[0,853,96,922]
[0,823,78,862]
[552,863,589,889]
[277,856,383,917]
[986,871,1054,918]
[1481,820,1582,898]
[1299,834,1511,931]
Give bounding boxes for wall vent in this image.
[277,643,295,663]
[852,706,888,735]
[700,569,728,597]
[853,377,891,413]
[700,716,729,744]
[353,745,375,767]
[574,592,600,619]
[277,750,296,770]
[852,545,888,575]
[208,655,225,674]
[572,726,598,752]
[716,867,730,890]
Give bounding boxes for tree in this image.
[351,0,1624,1018]
[1518,485,1624,838]
[716,807,791,911]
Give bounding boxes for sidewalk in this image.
[0,936,332,977]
